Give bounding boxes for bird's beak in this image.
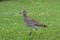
[19,13,21,14]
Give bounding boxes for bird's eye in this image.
[23,11,25,13]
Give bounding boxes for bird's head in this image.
[19,9,27,15]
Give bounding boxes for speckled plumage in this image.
[20,10,47,35]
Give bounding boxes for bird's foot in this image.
[29,32,32,36]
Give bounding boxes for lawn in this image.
[0,0,60,40]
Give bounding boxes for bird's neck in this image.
[23,14,27,18]
[23,14,28,21]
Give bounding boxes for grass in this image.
[0,0,60,40]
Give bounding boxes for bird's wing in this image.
[27,18,41,26]
[24,17,47,27]
[30,19,47,27]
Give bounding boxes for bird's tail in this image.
[34,23,47,27]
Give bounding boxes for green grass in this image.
[0,0,60,40]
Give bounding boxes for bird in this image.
[19,9,47,36]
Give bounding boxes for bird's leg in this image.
[35,27,38,30]
[34,26,38,30]
[29,27,33,36]
[29,31,32,36]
